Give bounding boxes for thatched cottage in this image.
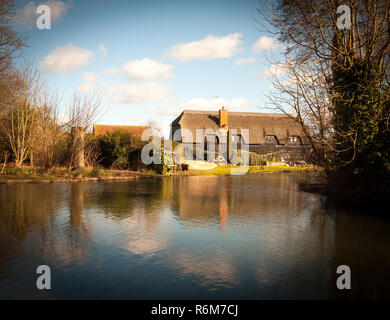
[170,107,309,161]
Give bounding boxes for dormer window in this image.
[264,135,278,144]
[289,136,301,144]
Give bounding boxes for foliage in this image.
[258,0,390,203]
[96,131,144,169]
[151,141,173,174]
[84,133,101,167]
[231,150,266,166]
[249,152,266,166]
[329,58,390,200]
[71,166,101,178]
[0,130,11,161]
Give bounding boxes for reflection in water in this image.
[65,183,94,267]
[170,252,237,288]
[0,173,390,299]
[219,181,228,230]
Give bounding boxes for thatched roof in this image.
[171,110,307,144]
[93,124,151,138]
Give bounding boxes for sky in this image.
[13,0,284,137]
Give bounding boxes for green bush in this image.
[96,131,144,169]
[87,167,101,177]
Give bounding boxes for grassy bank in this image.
[0,164,322,183]
[0,166,155,183]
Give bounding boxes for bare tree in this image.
[0,0,26,71]
[256,0,390,170]
[0,64,41,167]
[84,139,101,168]
[0,0,27,114]
[67,90,103,169]
[0,0,27,145]
[265,56,335,168]
[30,90,65,168]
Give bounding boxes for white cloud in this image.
[98,44,107,57]
[234,57,256,66]
[179,97,251,111]
[108,58,174,81]
[77,72,99,92]
[163,96,175,103]
[78,81,95,92]
[40,44,94,74]
[14,0,70,28]
[106,82,168,103]
[167,33,243,61]
[257,62,289,79]
[81,72,98,82]
[252,36,280,54]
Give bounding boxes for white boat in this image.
[181,160,217,171]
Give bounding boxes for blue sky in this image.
[14,0,283,137]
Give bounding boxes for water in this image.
[0,173,389,299]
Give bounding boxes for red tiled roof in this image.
[93,124,151,138]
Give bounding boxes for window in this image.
[232,135,242,143]
[289,136,301,144]
[264,135,277,144]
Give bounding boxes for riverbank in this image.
[0,167,156,184]
[189,165,322,175]
[0,165,322,183]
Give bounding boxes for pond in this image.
[0,173,389,299]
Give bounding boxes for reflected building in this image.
[172,176,223,227]
[219,181,229,230]
[171,174,310,229]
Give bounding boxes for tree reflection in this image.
[0,183,62,279]
[66,183,94,260]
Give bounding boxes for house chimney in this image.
[219,106,228,129]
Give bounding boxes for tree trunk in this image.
[15,157,22,168]
[71,127,85,169]
[30,151,34,167]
